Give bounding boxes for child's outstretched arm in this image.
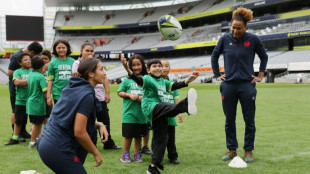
[121,56,144,86]
[185,72,199,85]
[171,72,199,91]
[121,57,133,76]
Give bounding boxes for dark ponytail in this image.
[78,58,100,80]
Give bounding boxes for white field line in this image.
[269,152,310,161]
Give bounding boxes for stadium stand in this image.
[0,59,9,84]
[2,0,305,84]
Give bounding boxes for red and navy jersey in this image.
[211,32,268,82]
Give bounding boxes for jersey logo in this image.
[244,40,250,47]
[229,42,233,46]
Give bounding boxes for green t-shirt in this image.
[141,75,173,125]
[47,57,75,100]
[118,78,147,124]
[163,85,180,126]
[13,68,32,106]
[26,71,47,116]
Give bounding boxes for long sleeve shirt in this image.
[211,32,268,82]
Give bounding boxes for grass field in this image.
[0,83,310,174]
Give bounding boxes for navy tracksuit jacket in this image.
[211,32,268,151]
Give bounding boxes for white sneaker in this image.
[187,88,197,115]
[28,142,36,148]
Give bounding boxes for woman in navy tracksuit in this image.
[37,58,109,173]
[211,7,268,163]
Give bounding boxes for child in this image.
[5,53,32,145]
[26,56,47,148]
[46,39,75,106]
[141,60,152,155]
[121,57,199,174]
[72,43,121,150]
[118,54,148,162]
[161,59,183,165]
[41,50,52,123]
[41,50,52,76]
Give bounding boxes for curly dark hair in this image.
[31,56,44,70]
[232,7,253,26]
[17,53,31,63]
[27,42,43,55]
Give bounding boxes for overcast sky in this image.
[0,0,43,17]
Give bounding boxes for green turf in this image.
[0,83,310,174]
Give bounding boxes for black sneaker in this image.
[4,139,19,145]
[18,137,26,142]
[141,146,151,155]
[146,165,161,174]
[104,145,122,150]
[20,131,31,139]
[169,158,180,164]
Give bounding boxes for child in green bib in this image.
[118,54,148,163]
[121,57,199,174]
[47,39,75,106]
[161,59,183,165]
[26,56,48,148]
[5,53,32,145]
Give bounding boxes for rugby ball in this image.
[158,15,183,41]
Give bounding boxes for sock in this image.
[12,135,19,140]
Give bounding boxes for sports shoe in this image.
[146,165,161,174]
[169,158,180,164]
[222,150,237,161]
[134,152,143,162]
[104,145,122,150]
[4,138,19,145]
[20,131,31,139]
[141,146,151,155]
[29,142,37,148]
[244,151,254,163]
[18,137,26,142]
[120,152,131,163]
[187,88,197,115]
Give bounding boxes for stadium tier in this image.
[53,0,255,27]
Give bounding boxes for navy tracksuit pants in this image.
[37,131,97,174]
[220,81,257,151]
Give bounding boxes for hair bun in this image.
[232,7,253,22]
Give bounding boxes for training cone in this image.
[228,156,247,168]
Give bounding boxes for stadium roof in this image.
[45,0,176,7]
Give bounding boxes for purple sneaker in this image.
[134,152,143,162]
[120,152,131,163]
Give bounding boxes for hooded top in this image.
[211,32,268,82]
[38,77,101,153]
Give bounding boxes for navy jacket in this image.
[211,32,268,82]
[38,77,101,153]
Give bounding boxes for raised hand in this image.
[185,72,199,84]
